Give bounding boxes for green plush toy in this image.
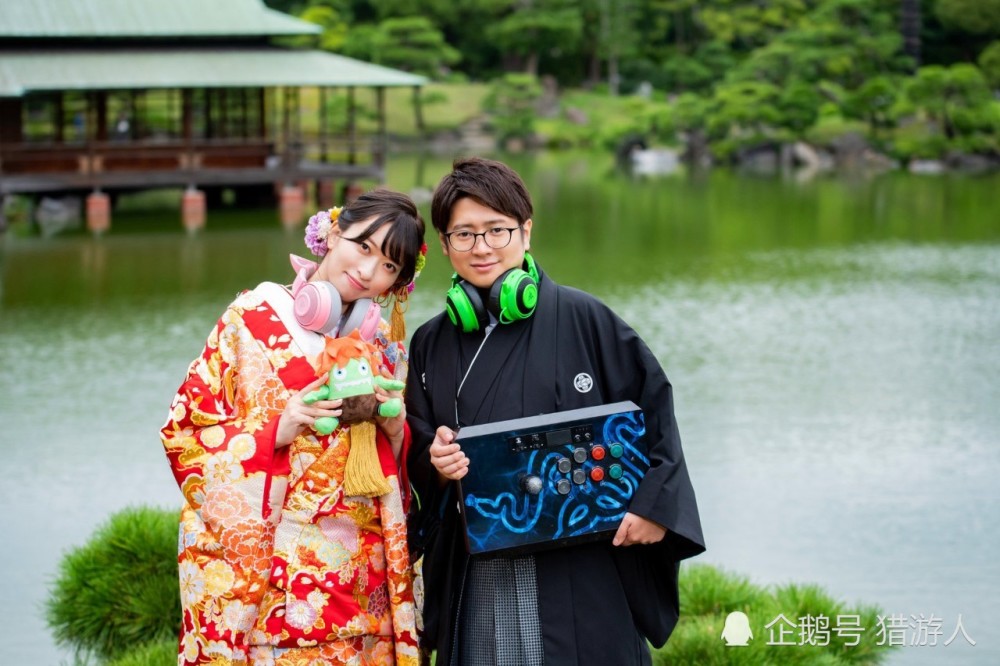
[303,331,405,496]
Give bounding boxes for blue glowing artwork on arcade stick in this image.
[456,401,649,555]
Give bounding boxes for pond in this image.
[1,152,997,664]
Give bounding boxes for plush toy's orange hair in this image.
[315,330,374,377]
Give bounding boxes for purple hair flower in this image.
[304,206,341,257]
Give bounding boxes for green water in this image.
[2,153,998,664]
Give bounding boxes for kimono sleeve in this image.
[160,305,286,522]
[593,305,705,561]
[403,324,452,558]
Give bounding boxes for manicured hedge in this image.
[48,506,895,665]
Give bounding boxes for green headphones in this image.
[445,253,540,332]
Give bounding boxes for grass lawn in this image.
[297,82,491,138]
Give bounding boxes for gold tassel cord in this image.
[389,296,407,343]
[343,420,391,497]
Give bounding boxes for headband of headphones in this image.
[445,253,539,333]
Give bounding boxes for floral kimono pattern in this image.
[162,286,419,666]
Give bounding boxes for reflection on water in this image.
[2,156,998,664]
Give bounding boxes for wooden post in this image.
[279,184,305,227]
[0,98,23,144]
[0,98,22,178]
[319,87,328,163]
[240,88,248,138]
[317,179,336,209]
[293,88,302,147]
[412,85,425,137]
[257,88,267,139]
[86,190,111,233]
[219,88,228,139]
[376,87,387,171]
[205,88,214,139]
[181,187,206,231]
[95,91,108,142]
[343,182,363,204]
[182,89,194,174]
[54,93,64,143]
[282,87,292,171]
[136,90,146,139]
[347,87,356,165]
[129,90,138,140]
[86,92,96,182]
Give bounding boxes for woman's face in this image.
[315,217,402,307]
[440,197,532,290]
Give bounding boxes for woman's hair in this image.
[431,157,533,234]
[337,188,425,288]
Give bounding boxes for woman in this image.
[161,189,426,665]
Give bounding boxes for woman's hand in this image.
[276,376,343,448]
[612,512,668,547]
[429,426,468,482]
[374,383,406,460]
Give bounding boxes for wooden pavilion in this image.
[0,0,425,230]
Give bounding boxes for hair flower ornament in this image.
[408,242,428,294]
[304,206,342,257]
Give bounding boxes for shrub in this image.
[888,124,950,160]
[653,564,896,665]
[50,507,894,666]
[46,506,181,663]
[105,638,177,666]
[804,116,871,149]
[483,73,543,144]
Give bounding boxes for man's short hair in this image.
[431,157,534,234]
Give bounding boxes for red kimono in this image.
[161,283,419,665]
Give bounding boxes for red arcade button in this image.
[590,467,605,482]
[591,445,606,460]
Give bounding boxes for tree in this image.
[586,0,641,94]
[699,0,811,50]
[340,23,382,63]
[262,0,307,14]
[734,0,906,90]
[706,80,784,141]
[371,17,461,77]
[778,79,822,137]
[904,63,992,138]
[654,40,735,94]
[979,40,1000,88]
[845,75,900,137]
[295,3,350,51]
[486,0,583,75]
[47,508,181,662]
[483,73,543,143]
[650,0,698,56]
[338,16,459,78]
[899,0,921,68]
[933,0,1000,36]
[658,92,712,162]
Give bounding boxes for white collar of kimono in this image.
[253,281,326,358]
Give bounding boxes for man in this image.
[406,157,704,665]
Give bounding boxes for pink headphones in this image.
[289,254,381,341]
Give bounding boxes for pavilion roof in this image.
[0,0,319,39]
[0,47,426,97]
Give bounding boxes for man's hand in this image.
[612,512,667,546]
[428,426,469,481]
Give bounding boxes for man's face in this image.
[439,197,532,289]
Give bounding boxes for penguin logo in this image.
[721,611,753,646]
[573,373,593,393]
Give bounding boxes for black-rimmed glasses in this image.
[444,225,522,252]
